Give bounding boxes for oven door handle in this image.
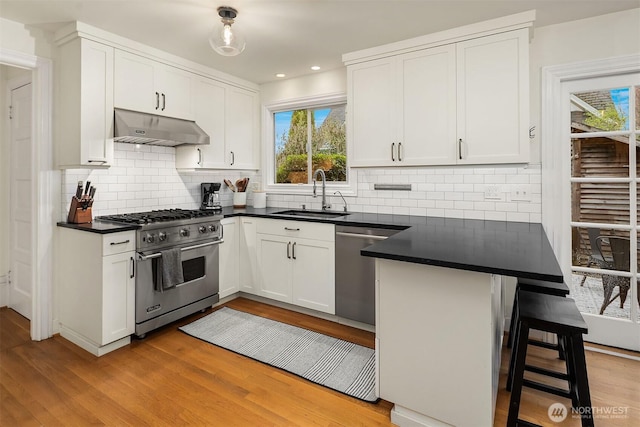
[137,239,224,261]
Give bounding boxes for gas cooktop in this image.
[97,208,221,225]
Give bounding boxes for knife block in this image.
[67,197,93,224]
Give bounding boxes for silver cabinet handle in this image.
[398,142,402,162]
[161,93,166,111]
[87,159,108,164]
[155,92,160,110]
[230,151,235,166]
[287,241,291,259]
[458,138,463,160]
[284,227,300,231]
[130,257,135,279]
[110,239,130,246]
[197,148,202,165]
[292,242,296,260]
[220,223,224,240]
[391,143,395,161]
[335,232,389,240]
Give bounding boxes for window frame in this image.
[263,93,356,195]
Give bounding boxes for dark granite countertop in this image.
[222,207,563,283]
[57,206,563,282]
[57,220,141,234]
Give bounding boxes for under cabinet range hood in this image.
[113,108,209,146]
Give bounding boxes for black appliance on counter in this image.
[201,182,222,211]
[97,209,223,338]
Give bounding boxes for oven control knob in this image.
[146,233,155,243]
[158,232,167,241]
[180,228,190,237]
[198,226,207,234]
[208,225,216,232]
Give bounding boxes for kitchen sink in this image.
[274,209,350,219]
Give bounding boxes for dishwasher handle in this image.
[335,231,389,241]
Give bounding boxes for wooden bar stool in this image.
[507,278,570,357]
[507,290,593,427]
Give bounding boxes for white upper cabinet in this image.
[344,12,533,167]
[456,30,529,164]
[114,50,194,120]
[56,37,114,168]
[348,46,457,167]
[175,82,259,170]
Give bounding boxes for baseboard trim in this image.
[390,405,453,427]
[0,276,7,308]
[59,325,130,357]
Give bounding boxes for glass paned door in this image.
[567,74,640,351]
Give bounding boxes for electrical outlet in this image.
[484,185,504,200]
[511,185,532,201]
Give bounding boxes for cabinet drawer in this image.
[257,219,335,242]
[102,231,136,256]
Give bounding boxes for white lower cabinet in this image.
[256,220,335,314]
[219,218,239,298]
[239,217,259,295]
[58,228,135,356]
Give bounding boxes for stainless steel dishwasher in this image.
[335,225,400,325]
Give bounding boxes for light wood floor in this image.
[1,297,639,426]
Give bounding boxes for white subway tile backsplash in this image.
[61,145,542,223]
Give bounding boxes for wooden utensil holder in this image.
[67,196,93,224]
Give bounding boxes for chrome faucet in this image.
[334,191,347,212]
[313,169,330,210]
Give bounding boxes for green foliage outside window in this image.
[275,105,346,184]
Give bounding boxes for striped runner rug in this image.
[179,307,377,402]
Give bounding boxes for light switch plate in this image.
[484,185,504,200]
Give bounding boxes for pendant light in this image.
[209,6,246,57]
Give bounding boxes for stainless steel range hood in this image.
[114,108,209,146]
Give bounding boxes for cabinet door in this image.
[256,233,292,303]
[291,238,335,314]
[239,218,258,294]
[155,63,194,120]
[226,87,259,169]
[175,77,226,168]
[219,218,239,298]
[398,46,457,165]
[347,57,396,167]
[114,51,156,114]
[456,29,529,164]
[102,251,135,345]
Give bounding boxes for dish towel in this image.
[161,248,184,290]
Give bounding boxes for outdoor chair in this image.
[580,227,612,286]
[596,236,637,315]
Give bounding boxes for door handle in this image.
[292,242,297,260]
[391,143,395,161]
[230,151,235,166]
[155,92,159,110]
[161,93,166,111]
[287,241,291,259]
[197,148,202,165]
[398,142,402,162]
[130,257,135,279]
[458,138,463,160]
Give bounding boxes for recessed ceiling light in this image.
[310,65,321,71]
[275,73,286,78]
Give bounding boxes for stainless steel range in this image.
[98,209,223,338]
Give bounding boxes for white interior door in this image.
[565,73,640,351]
[9,82,32,320]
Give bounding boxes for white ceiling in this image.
[1,1,638,84]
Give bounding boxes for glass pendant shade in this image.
[209,7,246,57]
